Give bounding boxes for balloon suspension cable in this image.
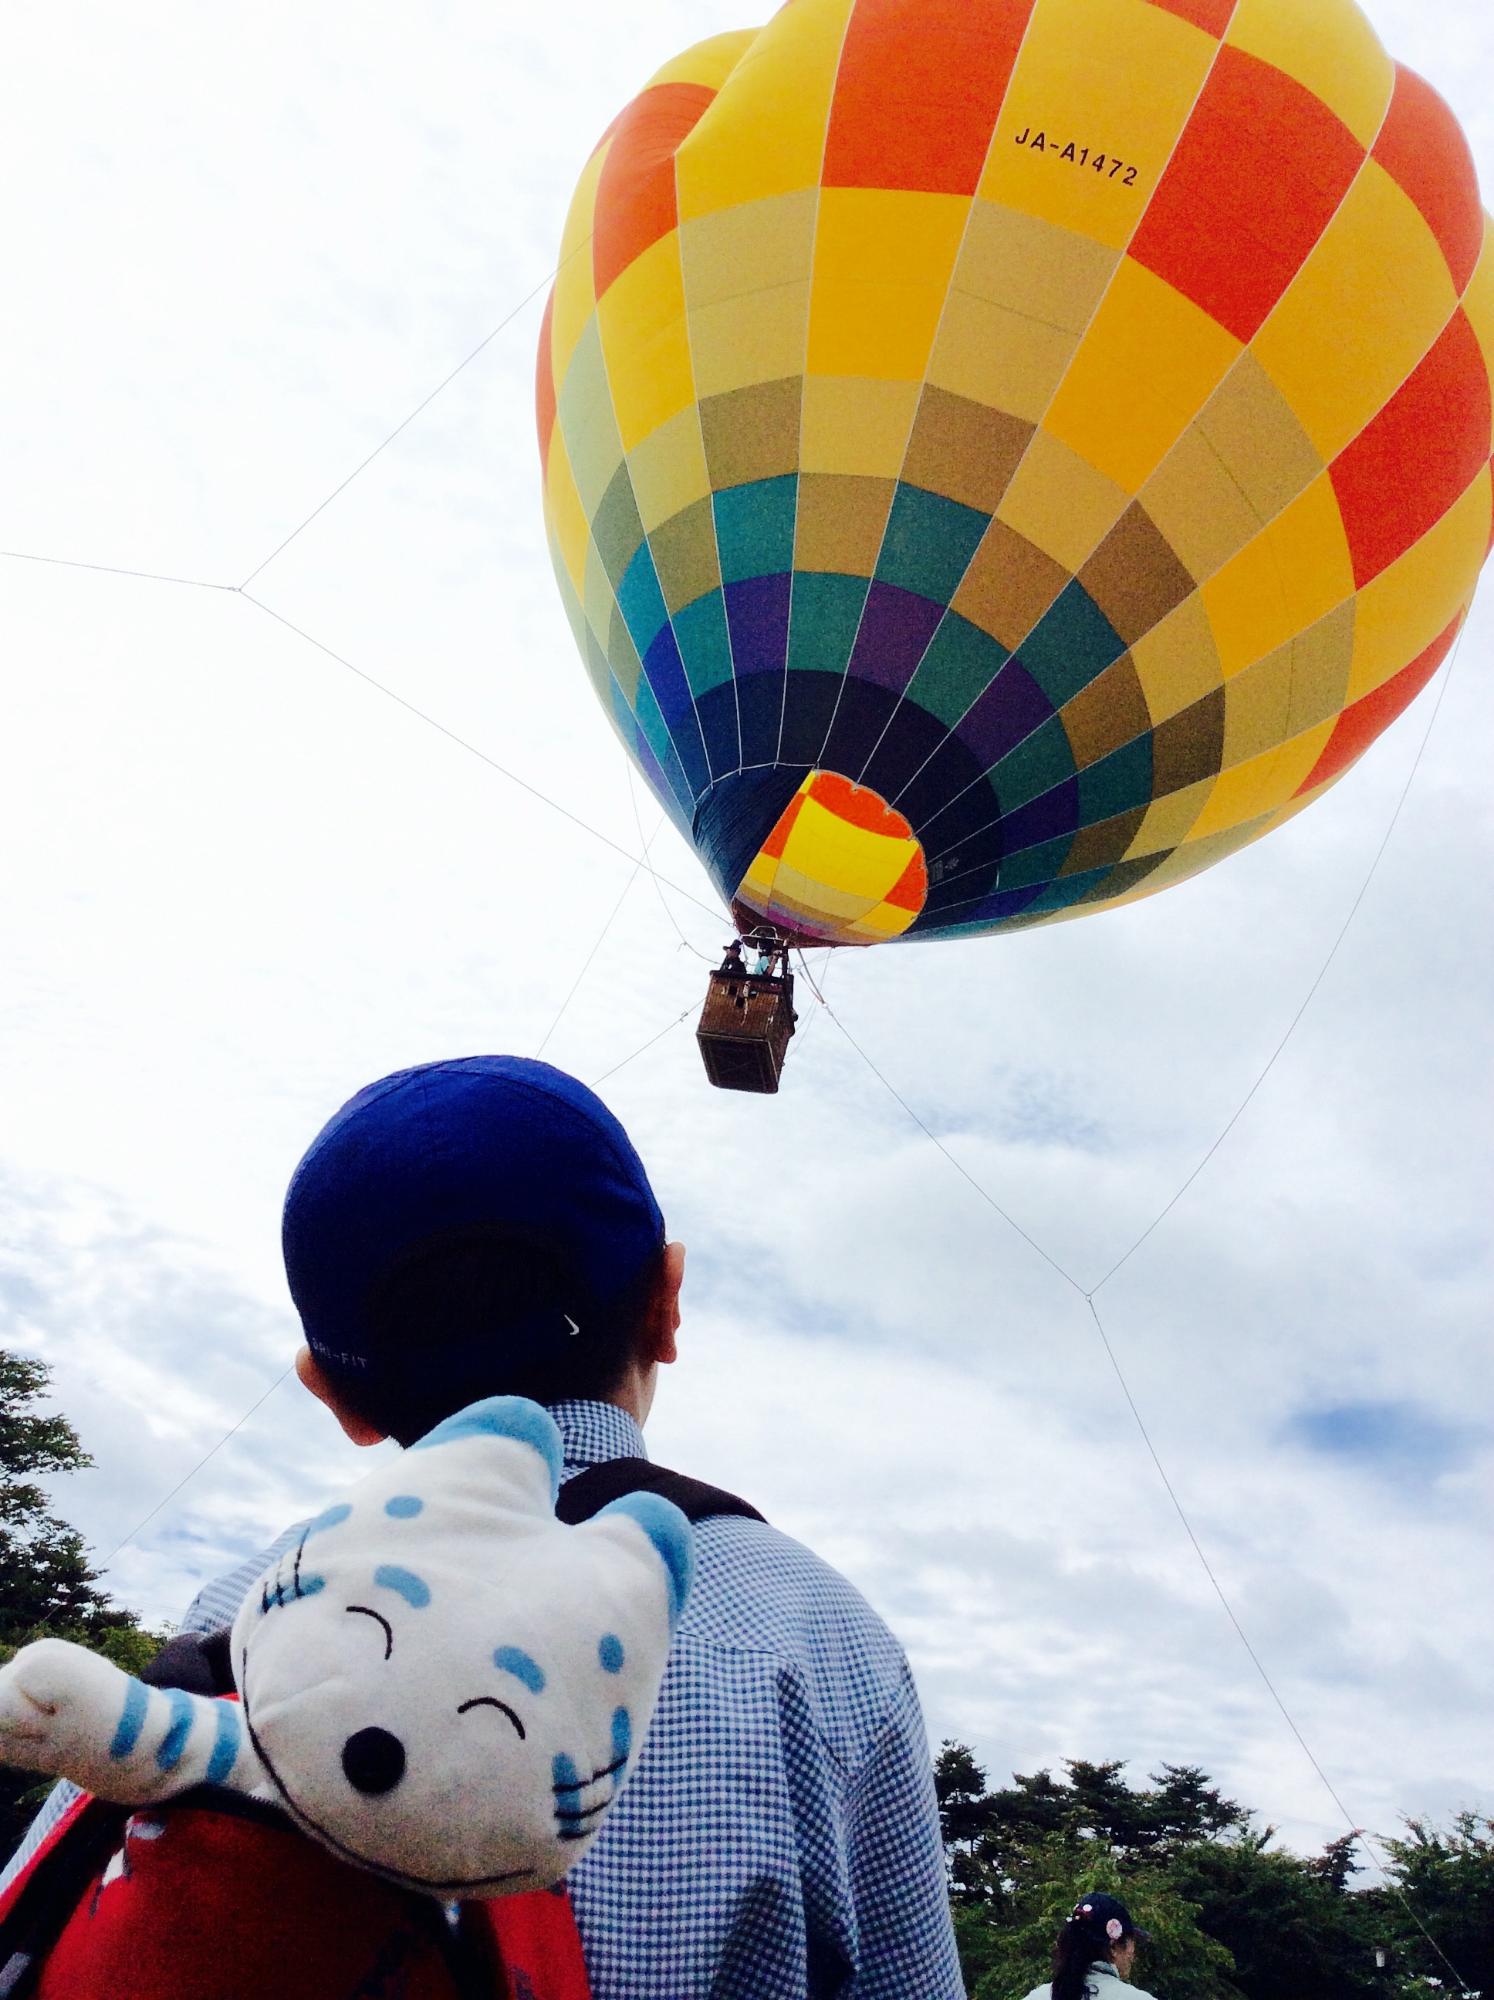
[0,548,240,592]
[788,948,835,1058]
[823,1001,1083,1294]
[828,998,1469,1987]
[8,231,722,1610]
[623,761,723,963]
[1080,1293,1472,1992]
[0,240,590,599]
[2,234,727,937]
[534,806,664,1062]
[33,1365,296,1644]
[827,620,1465,1308]
[240,592,723,924]
[589,1004,696,1088]
[1092,628,1469,1294]
[238,238,590,591]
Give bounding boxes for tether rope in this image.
[534,861,647,1062]
[239,249,583,589]
[1091,635,1466,1293]
[624,762,722,963]
[819,630,1471,1986]
[240,590,723,924]
[825,1000,1081,1291]
[534,799,668,1061]
[0,549,237,592]
[831,998,1469,1988]
[589,1003,697,1088]
[90,1370,296,1581]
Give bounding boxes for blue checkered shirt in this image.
[4,1401,962,1998]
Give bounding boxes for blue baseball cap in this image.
[282,1057,666,1398]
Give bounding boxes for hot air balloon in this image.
[537,0,1492,1082]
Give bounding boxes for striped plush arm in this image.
[0,1638,261,1805]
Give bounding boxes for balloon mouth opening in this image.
[733,771,928,946]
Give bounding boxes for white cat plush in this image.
[0,1397,692,1898]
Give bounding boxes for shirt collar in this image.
[1089,1965,1121,1981]
[546,1399,648,1480]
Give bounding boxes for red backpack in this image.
[0,1461,759,2000]
[0,1783,588,2000]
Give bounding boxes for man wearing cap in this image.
[7,1057,962,1999]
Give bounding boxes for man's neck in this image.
[605,1362,655,1428]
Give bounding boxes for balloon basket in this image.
[696,966,797,1094]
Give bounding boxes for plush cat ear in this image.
[408,1396,564,1505]
[595,1492,694,1629]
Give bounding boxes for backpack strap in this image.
[140,1627,234,1697]
[0,1797,125,2000]
[554,1457,765,1527]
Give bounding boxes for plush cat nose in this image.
[342,1726,406,1795]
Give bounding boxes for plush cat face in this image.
[231,1398,691,1897]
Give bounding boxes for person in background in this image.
[1022,1893,1156,2000]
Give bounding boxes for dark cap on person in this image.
[282,1057,666,1407]
[1069,1893,1150,1943]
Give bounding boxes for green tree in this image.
[933,1746,1482,2000]
[1144,1766,1254,1859]
[1372,1814,1494,1998]
[938,1747,1239,1999]
[937,1740,1005,1904]
[0,1350,91,1502]
[1170,1830,1381,2000]
[0,1349,142,1644]
[964,1832,1236,2000]
[0,1349,168,1856]
[972,1759,1251,1860]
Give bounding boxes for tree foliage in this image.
[0,1349,168,1857]
[0,1351,91,1522]
[1375,1814,1494,1997]
[936,1744,1486,2000]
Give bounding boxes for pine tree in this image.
[0,1350,156,1653]
[0,1349,167,1856]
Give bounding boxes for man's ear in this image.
[645,1242,685,1367]
[294,1346,388,1447]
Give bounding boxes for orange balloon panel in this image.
[738,772,927,943]
[539,0,1492,943]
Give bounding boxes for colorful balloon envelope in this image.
[538,0,1492,947]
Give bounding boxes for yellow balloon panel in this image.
[676,2,853,219]
[738,773,927,944]
[979,0,1222,248]
[807,189,971,381]
[1254,161,1462,461]
[1045,259,1242,494]
[1224,0,1394,146]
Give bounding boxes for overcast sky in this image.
[1,0,1490,1871]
